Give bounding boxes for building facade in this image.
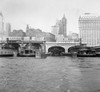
[51,25,59,36]
[51,15,67,37]
[59,15,67,37]
[5,23,11,37]
[10,29,26,37]
[26,25,56,42]
[79,13,100,46]
[0,12,4,37]
[56,34,64,42]
[68,32,79,42]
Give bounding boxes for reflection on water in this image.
[0,57,100,92]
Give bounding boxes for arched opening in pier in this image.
[68,45,82,53]
[48,46,65,56]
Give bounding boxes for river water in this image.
[0,56,100,92]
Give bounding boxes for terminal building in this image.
[79,13,100,46]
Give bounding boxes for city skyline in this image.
[0,0,100,33]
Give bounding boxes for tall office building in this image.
[6,23,11,37]
[51,20,59,36]
[52,15,67,37]
[59,14,67,37]
[79,13,100,46]
[0,12,4,36]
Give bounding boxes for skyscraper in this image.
[79,13,100,46]
[0,12,4,36]
[51,15,67,37]
[6,23,11,37]
[59,14,67,37]
[51,20,59,36]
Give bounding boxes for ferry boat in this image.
[17,47,36,57]
[0,45,14,57]
[77,48,96,57]
[95,52,100,57]
[93,47,100,56]
[17,43,46,58]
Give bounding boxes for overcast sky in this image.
[0,0,100,34]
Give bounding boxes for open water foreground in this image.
[0,56,100,92]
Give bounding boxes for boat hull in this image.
[95,54,100,57]
[77,54,96,57]
[0,54,13,57]
[17,54,35,57]
[0,49,14,57]
[95,52,100,57]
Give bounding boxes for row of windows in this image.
[0,37,45,41]
[79,28,100,30]
[79,19,100,21]
[79,23,100,25]
[0,51,12,54]
[79,17,100,20]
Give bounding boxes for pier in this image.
[0,37,80,57]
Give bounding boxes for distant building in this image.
[56,34,64,42]
[68,33,79,42]
[5,23,11,37]
[26,27,43,37]
[52,14,67,37]
[10,29,26,37]
[51,25,59,36]
[0,12,4,36]
[79,13,100,46]
[71,33,79,40]
[59,15,67,37]
[43,32,56,42]
[26,25,56,42]
[26,24,30,33]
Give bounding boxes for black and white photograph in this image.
[0,0,100,92]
